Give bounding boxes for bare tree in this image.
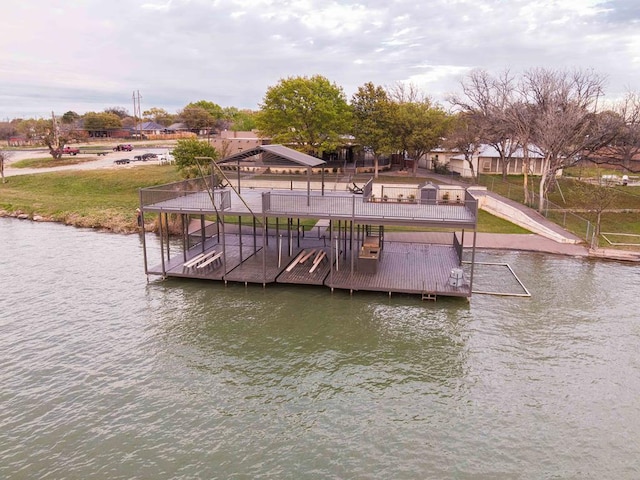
[505,101,537,204]
[583,91,640,172]
[570,176,619,249]
[522,68,607,212]
[0,149,11,183]
[444,112,483,180]
[450,69,520,179]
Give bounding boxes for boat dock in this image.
[138,145,479,299]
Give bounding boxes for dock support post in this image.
[238,215,243,263]
[200,215,206,254]
[181,214,187,262]
[165,213,171,262]
[158,212,166,276]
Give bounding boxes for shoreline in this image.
[3,211,638,263]
[3,151,638,262]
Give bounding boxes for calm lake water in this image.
[1,218,639,479]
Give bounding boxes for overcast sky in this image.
[1,0,638,119]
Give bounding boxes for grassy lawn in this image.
[0,166,550,236]
[478,173,640,247]
[12,157,99,168]
[476,210,531,233]
[220,210,527,234]
[0,165,181,232]
[479,174,640,208]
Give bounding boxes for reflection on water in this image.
[1,218,639,479]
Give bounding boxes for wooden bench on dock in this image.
[183,250,217,269]
[197,252,223,269]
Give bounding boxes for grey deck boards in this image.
[145,188,476,228]
[325,242,470,297]
[276,248,332,286]
[153,239,469,297]
[223,245,289,284]
[147,232,471,299]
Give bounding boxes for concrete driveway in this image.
[3,146,172,177]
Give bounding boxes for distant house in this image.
[133,121,166,137]
[165,122,215,136]
[420,148,459,171]
[8,135,30,146]
[159,122,195,139]
[209,130,269,157]
[579,147,640,172]
[446,144,545,177]
[165,122,189,133]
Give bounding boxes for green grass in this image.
[478,174,640,247]
[563,165,630,178]
[221,209,528,234]
[477,210,531,233]
[0,166,543,235]
[0,165,181,232]
[12,157,98,168]
[479,174,640,209]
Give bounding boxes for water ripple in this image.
[1,219,639,479]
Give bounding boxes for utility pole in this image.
[132,90,142,140]
[51,111,59,149]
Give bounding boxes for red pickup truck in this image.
[60,146,80,155]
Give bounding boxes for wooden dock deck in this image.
[148,234,470,298]
[325,242,469,297]
[140,173,477,299]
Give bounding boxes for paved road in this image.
[4,146,172,177]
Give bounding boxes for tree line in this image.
[0,101,258,150]
[255,71,639,211]
[2,68,639,213]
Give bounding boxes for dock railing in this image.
[262,191,477,224]
[141,178,231,212]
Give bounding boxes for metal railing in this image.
[140,178,231,212]
[261,191,477,224]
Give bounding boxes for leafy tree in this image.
[186,100,224,119]
[179,101,225,133]
[0,120,18,141]
[143,107,176,126]
[256,75,352,156]
[222,107,257,131]
[104,106,130,119]
[172,138,219,178]
[15,118,83,159]
[387,83,451,175]
[180,105,216,132]
[83,112,122,132]
[351,82,393,178]
[61,111,80,124]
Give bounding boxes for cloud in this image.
[0,0,639,118]
[597,0,640,23]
